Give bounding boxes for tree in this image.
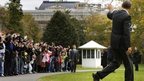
[130,0,144,47]
[130,0,144,63]
[65,10,86,46]
[0,7,9,31]
[70,18,86,46]
[7,0,23,34]
[43,11,78,47]
[84,14,111,46]
[21,13,43,42]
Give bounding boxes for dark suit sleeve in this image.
[123,16,131,49]
[107,11,113,20]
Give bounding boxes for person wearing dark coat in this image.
[92,1,134,81]
[101,50,107,68]
[4,34,15,76]
[132,47,141,71]
[69,45,79,73]
[107,46,113,64]
[0,37,5,76]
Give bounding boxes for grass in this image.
[38,64,144,81]
[76,65,97,70]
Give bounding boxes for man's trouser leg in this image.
[122,50,134,81]
[96,49,122,79]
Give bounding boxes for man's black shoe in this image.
[92,73,100,81]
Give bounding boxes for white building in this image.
[79,40,106,68]
[24,8,100,29]
[23,0,122,29]
[23,1,107,29]
[88,0,122,3]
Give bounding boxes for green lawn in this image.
[38,64,144,81]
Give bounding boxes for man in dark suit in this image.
[92,1,134,81]
[132,47,141,71]
[69,45,79,73]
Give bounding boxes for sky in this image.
[0,0,85,10]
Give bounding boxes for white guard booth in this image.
[79,40,106,68]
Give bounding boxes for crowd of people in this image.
[0,32,79,77]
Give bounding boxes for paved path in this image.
[0,70,96,81]
[0,72,67,81]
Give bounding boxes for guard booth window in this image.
[91,49,94,58]
[87,49,90,58]
[83,49,86,58]
[97,50,101,59]
[83,49,95,59]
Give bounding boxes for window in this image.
[97,50,101,59]
[87,49,90,58]
[91,49,95,58]
[83,49,86,58]
[82,49,100,59]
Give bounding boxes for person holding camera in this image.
[0,36,5,77]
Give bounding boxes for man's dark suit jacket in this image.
[107,10,131,50]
